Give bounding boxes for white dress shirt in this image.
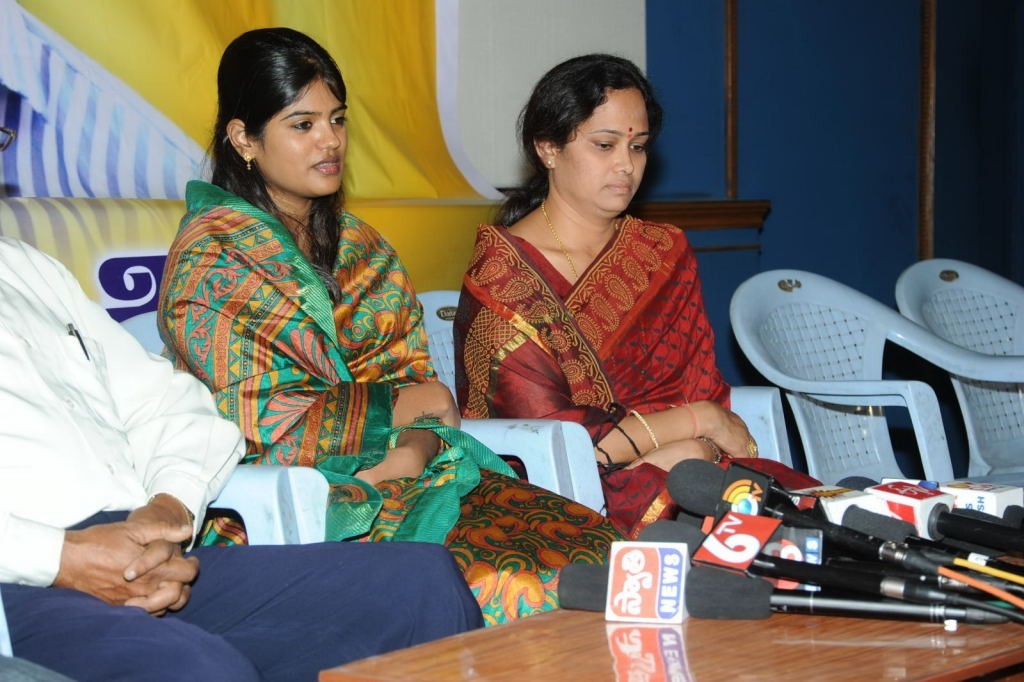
[0,239,244,586]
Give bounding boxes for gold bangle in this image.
[630,409,660,450]
[697,436,723,464]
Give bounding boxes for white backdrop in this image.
[438,0,646,193]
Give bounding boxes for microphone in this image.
[667,460,942,575]
[792,483,891,524]
[841,505,918,544]
[557,521,710,614]
[769,591,1009,624]
[842,505,1024,579]
[1004,505,1024,528]
[686,498,962,605]
[561,521,1016,623]
[846,479,1024,553]
[749,554,953,604]
[685,566,773,619]
[558,562,610,612]
[686,565,1009,624]
[638,519,707,544]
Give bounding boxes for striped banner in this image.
[0,0,204,199]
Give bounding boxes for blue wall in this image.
[645,0,1023,476]
[646,0,920,380]
[934,0,1023,280]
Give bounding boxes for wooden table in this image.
[321,608,1024,681]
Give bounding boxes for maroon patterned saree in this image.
[456,218,818,536]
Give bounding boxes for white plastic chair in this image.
[0,589,10,658]
[120,311,329,544]
[896,259,1024,482]
[420,290,794,507]
[730,270,964,485]
[119,310,165,354]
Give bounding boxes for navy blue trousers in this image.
[4,540,482,682]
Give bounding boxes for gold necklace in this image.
[540,201,579,281]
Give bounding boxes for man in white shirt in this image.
[0,238,482,681]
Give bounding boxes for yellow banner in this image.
[21,0,481,200]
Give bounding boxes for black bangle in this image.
[595,444,613,465]
[607,402,628,421]
[613,423,642,458]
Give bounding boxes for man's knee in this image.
[386,543,483,626]
[5,585,261,682]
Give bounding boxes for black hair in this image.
[210,27,347,301]
[497,53,663,226]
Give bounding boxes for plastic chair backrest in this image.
[418,290,460,393]
[730,270,954,484]
[896,259,1024,479]
[119,310,163,355]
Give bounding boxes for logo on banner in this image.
[97,254,168,321]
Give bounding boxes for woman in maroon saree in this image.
[455,54,818,537]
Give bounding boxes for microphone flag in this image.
[880,478,1023,518]
[865,481,953,540]
[693,511,780,572]
[605,541,690,624]
[936,480,1022,517]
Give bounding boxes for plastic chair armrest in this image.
[559,421,606,514]
[894,328,1024,382]
[461,418,604,513]
[800,380,953,482]
[800,379,937,405]
[209,465,329,544]
[730,386,794,468]
[461,418,571,494]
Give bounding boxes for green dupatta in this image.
[162,181,514,544]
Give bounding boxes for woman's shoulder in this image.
[624,214,684,234]
[472,223,510,245]
[622,215,691,249]
[180,182,264,234]
[467,223,515,259]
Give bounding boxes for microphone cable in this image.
[935,565,1024,624]
[950,556,1024,588]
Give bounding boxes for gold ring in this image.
[746,439,759,458]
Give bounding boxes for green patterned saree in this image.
[158,181,620,624]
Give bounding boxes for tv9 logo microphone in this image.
[694,512,781,572]
[714,463,771,520]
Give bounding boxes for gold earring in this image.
[244,154,253,171]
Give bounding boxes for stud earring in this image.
[244,154,253,171]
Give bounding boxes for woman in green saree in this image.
[157,28,619,625]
